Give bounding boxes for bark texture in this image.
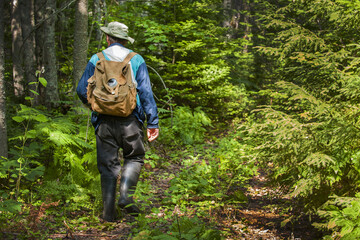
[73,0,88,100]
[93,0,102,43]
[0,0,8,159]
[20,0,38,104]
[43,0,60,108]
[34,0,46,104]
[11,0,24,97]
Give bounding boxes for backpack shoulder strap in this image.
[95,51,136,64]
[122,52,138,65]
[96,52,105,61]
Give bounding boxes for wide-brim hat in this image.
[100,22,135,44]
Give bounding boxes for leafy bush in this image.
[167,216,222,240]
[133,216,222,240]
[2,105,98,214]
[37,174,82,202]
[214,133,256,193]
[106,0,251,120]
[166,130,255,207]
[244,81,360,210]
[168,156,223,204]
[316,194,360,240]
[160,106,212,145]
[244,0,360,214]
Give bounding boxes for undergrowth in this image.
[0,105,255,239]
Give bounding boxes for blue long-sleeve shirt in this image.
[76,43,159,131]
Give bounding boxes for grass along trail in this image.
[45,158,321,239]
[2,142,323,239]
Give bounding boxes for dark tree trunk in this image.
[20,0,38,104]
[43,0,60,108]
[11,0,24,98]
[223,0,232,27]
[0,0,8,159]
[93,0,102,43]
[34,0,45,103]
[240,0,251,53]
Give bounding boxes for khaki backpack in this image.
[86,51,137,117]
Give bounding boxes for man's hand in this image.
[147,128,159,142]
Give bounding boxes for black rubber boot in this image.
[101,176,117,222]
[118,161,142,216]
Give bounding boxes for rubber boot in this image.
[101,176,117,222]
[118,161,142,216]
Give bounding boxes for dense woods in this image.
[1,0,360,239]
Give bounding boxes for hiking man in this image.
[76,21,159,222]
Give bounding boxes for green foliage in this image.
[165,131,255,208]
[173,107,212,145]
[167,216,222,240]
[316,194,360,240]
[129,126,255,239]
[214,132,256,193]
[159,106,212,145]
[133,216,222,240]
[168,156,224,204]
[38,174,82,202]
[244,81,360,210]
[244,0,360,220]
[103,0,251,120]
[2,105,98,215]
[0,194,22,214]
[10,0,358,238]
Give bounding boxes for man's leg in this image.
[118,160,142,215]
[96,119,121,222]
[117,117,145,216]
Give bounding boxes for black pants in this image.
[95,115,145,179]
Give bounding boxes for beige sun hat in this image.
[100,22,135,44]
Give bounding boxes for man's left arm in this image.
[135,61,159,141]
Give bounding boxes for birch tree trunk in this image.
[20,0,38,104]
[11,0,24,98]
[73,0,88,101]
[0,0,8,159]
[43,0,60,108]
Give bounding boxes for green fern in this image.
[317,194,360,240]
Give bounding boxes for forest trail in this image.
[233,171,322,240]
[44,161,322,240]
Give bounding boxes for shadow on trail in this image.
[231,170,323,240]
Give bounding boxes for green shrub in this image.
[317,194,360,240]
[2,105,98,214]
[133,216,223,240]
[159,106,212,145]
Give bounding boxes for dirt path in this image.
[43,163,323,240]
[221,171,323,240]
[0,146,323,240]
[46,164,176,240]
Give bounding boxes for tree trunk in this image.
[20,0,38,104]
[34,0,45,103]
[11,0,24,98]
[241,0,251,53]
[73,0,88,103]
[0,0,8,159]
[97,0,106,50]
[93,0,102,43]
[43,0,60,108]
